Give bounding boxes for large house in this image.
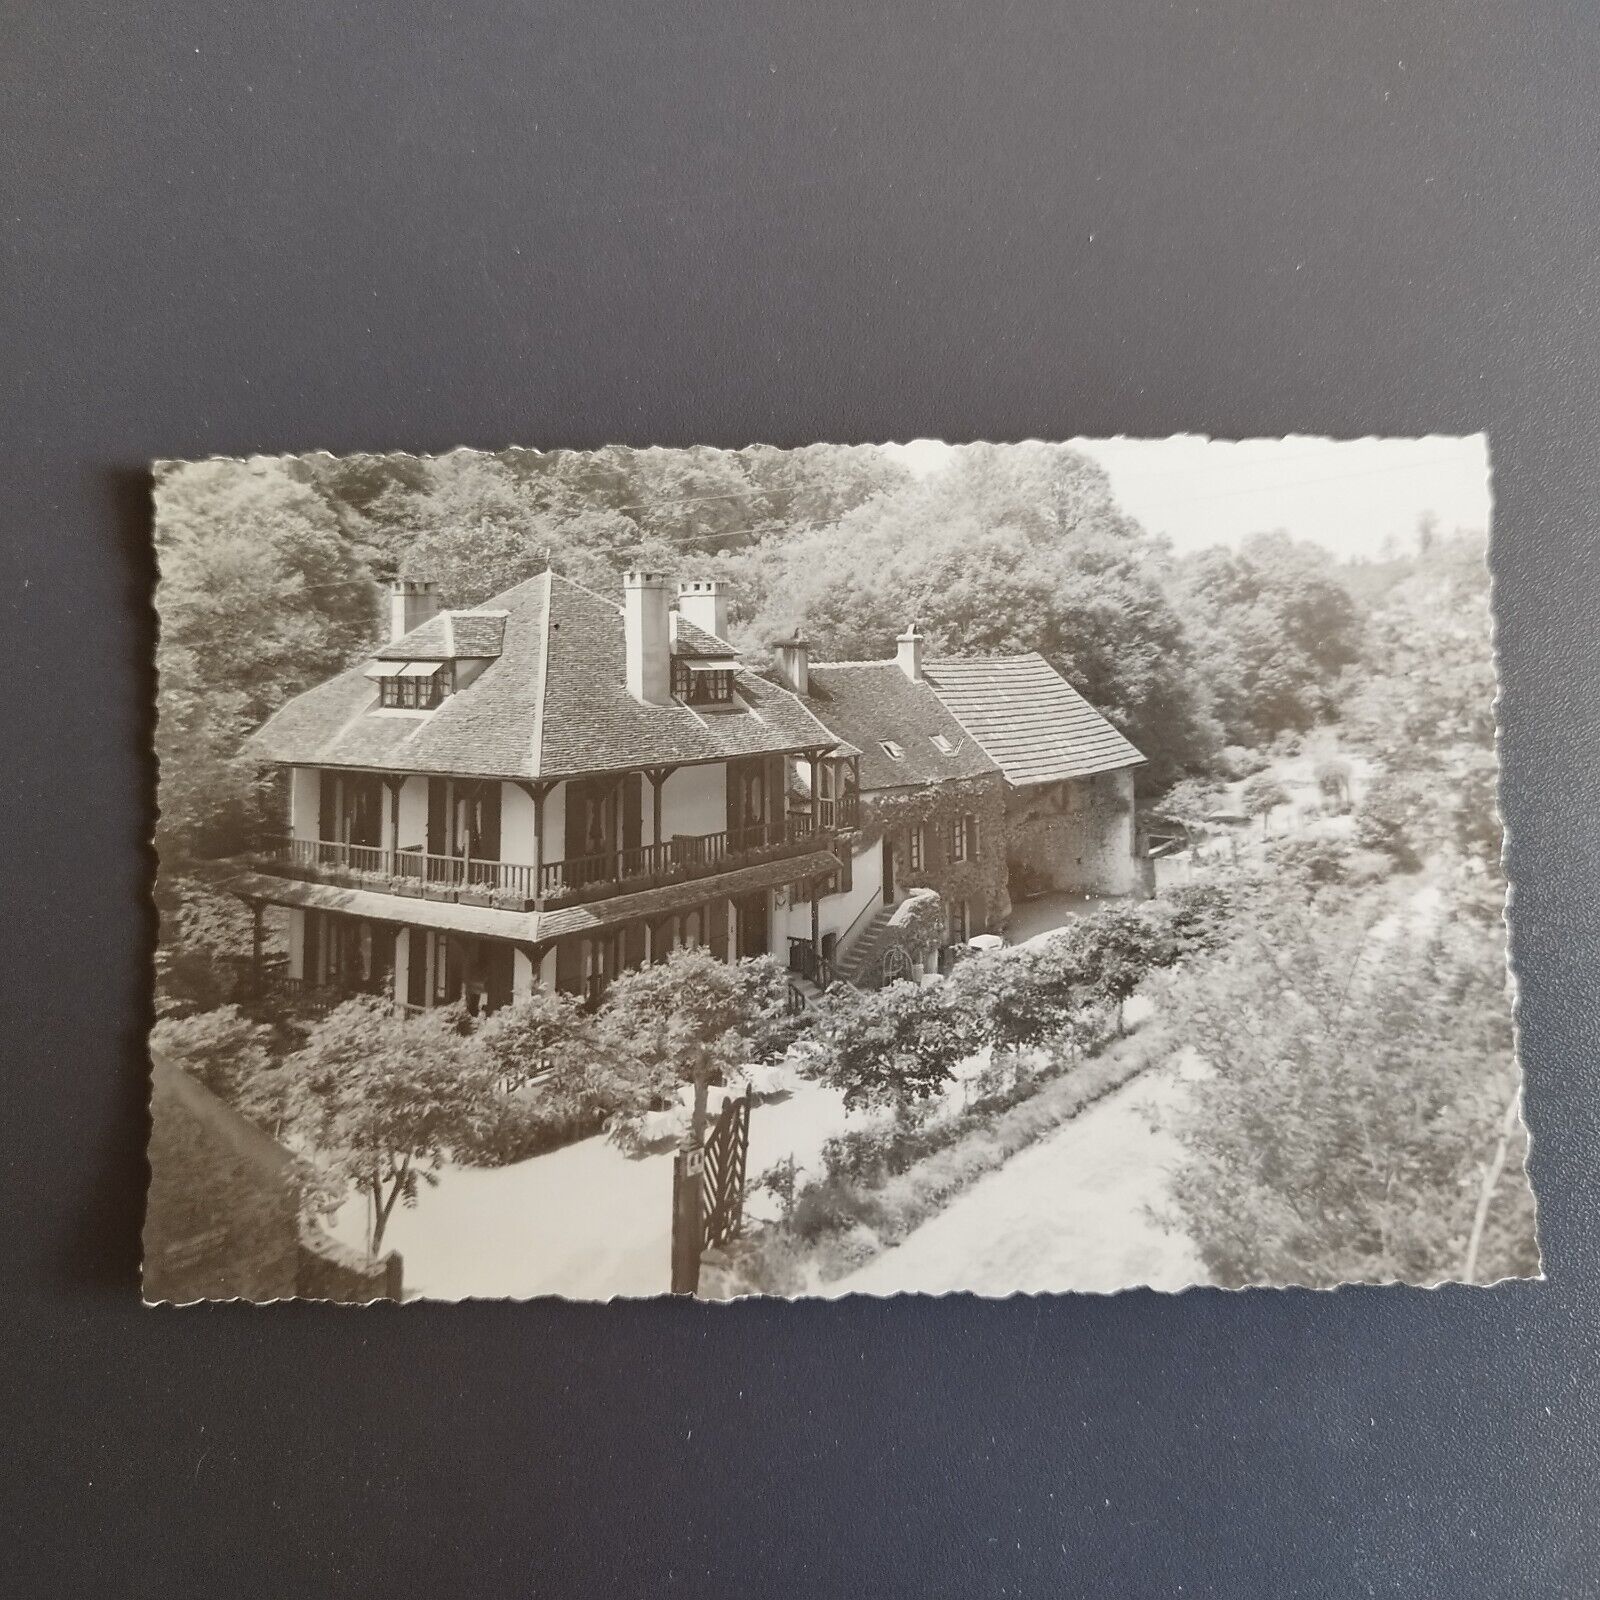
[226,569,1146,1013]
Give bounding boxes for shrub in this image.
[1270,834,1353,891]
[1219,745,1270,781]
[1241,771,1292,833]
[1354,771,1425,869]
[458,1092,605,1167]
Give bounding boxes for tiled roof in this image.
[799,662,1001,793]
[920,654,1145,786]
[246,571,839,781]
[670,614,736,658]
[374,608,508,660]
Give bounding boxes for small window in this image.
[379,663,448,709]
[948,899,970,944]
[880,741,904,761]
[930,733,955,755]
[951,811,979,863]
[908,824,925,873]
[672,657,736,706]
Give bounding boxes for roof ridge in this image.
[528,570,552,776]
[924,652,1046,667]
[809,657,901,671]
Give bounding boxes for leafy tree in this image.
[154,874,268,1017]
[741,444,1221,787]
[592,950,790,1146]
[1175,532,1364,744]
[1313,756,1353,810]
[1058,902,1179,1033]
[472,990,596,1094]
[276,998,492,1257]
[815,980,983,1111]
[155,457,381,860]
[1354,771,1425,869]
[1148,777,1224,845]
[1241,771,1291,834]
[1156,894,1536,1286]
[1340,531,1495,765]
[149,1005,275,1106]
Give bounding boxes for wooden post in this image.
[646,766,671,851]
[670,1145,704,1296]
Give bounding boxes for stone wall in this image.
[1004,768,1143,898]
[144,1053,302,1302]
[870,775,1012,938]
[144,1053,401,1303]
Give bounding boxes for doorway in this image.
[881,835,895,904]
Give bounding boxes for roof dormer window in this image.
[367,660,450,709]
[672,656,736,706]
[881,740,905,761]
[930,733,955,755]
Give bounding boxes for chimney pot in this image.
[776,626,810,696]
[676,578,730,642]
[390,579,441,644]
[623,571,673,706]
[896,621,925,683]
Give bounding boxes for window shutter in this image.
[965,813,979,861]
[317,771,337,842]
[478,780,502,860]
[427,778,448,856]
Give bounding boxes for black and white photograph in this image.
[144,437,1537,1301]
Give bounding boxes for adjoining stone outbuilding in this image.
[917,652,1148,902]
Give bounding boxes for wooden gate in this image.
[670,1088,754,1294]
[701,1090,752,1251]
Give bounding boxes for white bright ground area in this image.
[822,1047,1207,1298]
[328,1075,855,1300]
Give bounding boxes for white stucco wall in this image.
[500,782,537,866]
[393,775,428,852]
[660,762,726,840]
[781,834,883,956]
[289,767,320,840]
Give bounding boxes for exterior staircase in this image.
[832,903,902,987]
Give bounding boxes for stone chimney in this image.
[676,578,729,641]
[623,571,673,706]
[896,620,925,683]
[776,627,810,696]
[390,579,440,644]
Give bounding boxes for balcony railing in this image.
[816,792,860,831]
[250,811,833,911]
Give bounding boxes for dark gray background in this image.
[5,3,1598,1594]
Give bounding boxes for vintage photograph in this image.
[144,438,1537,1301]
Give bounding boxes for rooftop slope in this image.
[801,662,1000,792]
[246,570,837,780]
[921,654,1144,786]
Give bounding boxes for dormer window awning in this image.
[364,660,445,680]
[681,659,736,673]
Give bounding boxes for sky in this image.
[888,436,1492,561]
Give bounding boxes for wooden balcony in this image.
[249,811,842,913]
